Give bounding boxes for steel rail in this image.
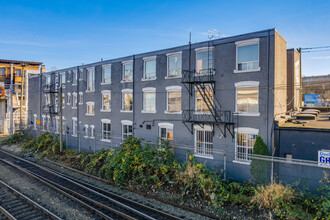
[0,149,182,220]
[0,180,61,220]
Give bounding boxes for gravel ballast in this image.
[0,160,98,220]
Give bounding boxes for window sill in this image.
[101,139,111,143]
[79,79,83,81]
[233,160,251,165]
[101,82,111,85]
[234,67,261,74]
[142,77,157,81]
[121,80,132,83]
[84,136,89,139]
[193,154,214,160]
[194,112,212,115]
[165,111,182,114]
[141,110,156,114]
[79,103,83,105]
[67,103,71,106]
[165,75,182,79]
[85,90,95,93]
[72,107,77,109]
[100,109,111,112]
[120,110,133,113]
[85,114,95,116]
[234,112,260,117]
[72,134,77,137]
[90,137,95,139]
[72,83,77,86]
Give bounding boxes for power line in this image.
[301,46,330,50]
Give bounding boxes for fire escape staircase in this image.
[42,82,59,115]
[181,69,235,138]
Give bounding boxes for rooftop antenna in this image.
[208,29,221,40]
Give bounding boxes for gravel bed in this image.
[0,160,98,220]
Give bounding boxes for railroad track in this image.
[0,180,61,220]
[0,150,183,220]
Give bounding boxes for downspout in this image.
[132,55,136,137]
[39,71,42,128]
[77,67,80,152]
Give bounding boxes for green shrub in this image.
[250,136,270,185]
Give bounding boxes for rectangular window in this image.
[46,116,51,131]
[167,91,181,113]
[194,127,213,157]
[102,65,111,84]
[102,92,111,111]
[73,70,77,85]
[33,115,37,130]
[122,124,133,141]
[237,44,259,71]
[143,58,156,80]
[61,73,66,87]
[196,49,213,75]
[167,53,182,77]
[122,92,133,111]
[90,126,95,139]
[235,133,257,162]
[102,122,111,141]
[87,68,95,91]
[0,68,5,76]
[122,62,133,82]
[15,69,22,76]
[195,86,213,114]
[55,117,59,133]
[72,93,77,108]
[143,91,156,112]
[159,126,173,146]
[86,102,95,116]
[79,69,83,81]
[72,119,77,136]
[42,116,46,131]
[67,93,71,105]
[236,87,258,113]
[46,75,51,85]
[84,125,89,138]
[79,92,83,105]
[62,94,65,108]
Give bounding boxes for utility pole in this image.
[297,48,303,107]
[20,64,26,130]
[9,64,13,135]
[59,86,63,153]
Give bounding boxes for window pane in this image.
[237,87,258,113]
[123,64,133,81]
[103,94,111,110]
[238,44,259,63]
[123,93,133,111]
[144,60,156,79]
[168,91,181,112]
[168,55,182,76]
[144,92,155,111]
[196,50,213,74]
[103,67,111,83]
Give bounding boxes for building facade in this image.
[0,59,44,133]
[28,29,290,181]
[302,74,330,106]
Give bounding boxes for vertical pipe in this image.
[59,86,63,153]
[9,64,13,135]
[132,55,135,137]
[20,65,25,130]
[224,153,227,180]
[77,67,80,152]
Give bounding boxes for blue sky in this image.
[0,0,329,76]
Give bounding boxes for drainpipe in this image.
[77,67,80,152]
[132,55,136,137]
[9,64,13,135]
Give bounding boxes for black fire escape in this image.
[42,74,59,115]
[181,42,235,139]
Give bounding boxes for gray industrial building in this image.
[28,29,296,181]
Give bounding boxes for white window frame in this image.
[79,68,84,81]
[101,64,111,85]
[62,93,65,109]
[55,116,59,134]
[195,47,214,75]
[67,93,71,105]
[234,38,260,73]
[60,72,66,88]
[84,124,89,138]
[72,117,77,137]
[72,92,77,109]
[234,81,260,116]
[46,75,51,85]
[166,51,182,79]
[158,122,174,145]
[142,87,156,113]
[86,101,95,116]
[101,90,111,112]
[101,119,111,142]
[86,67,95,92]
[121,89,133,112]
[165,86,182,114]
[46,115,50,132]
[90,125,95,139]
[142,56,157,81]
[62,117,66,135]
[42,115,46,131]
[233,127,259,164]
[79,92,83,105]
[121,120,133,142]
[72,70,78,85]
[67,71,71,83]
[33,114,37,130]
[121,60,133,83]
[194,124,214,159]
